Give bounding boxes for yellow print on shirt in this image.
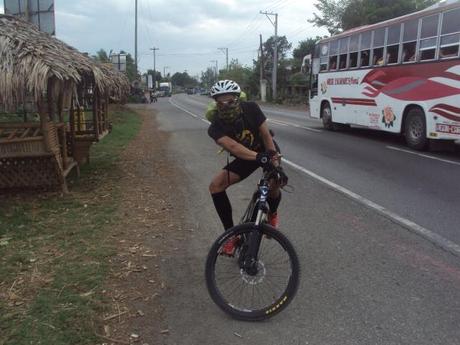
[237,129,255,148]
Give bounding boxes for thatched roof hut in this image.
[0,14,129,111]
[0,14,130,192]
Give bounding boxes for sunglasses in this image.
[216,98,239,107]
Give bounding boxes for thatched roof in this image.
[0,14,129,110]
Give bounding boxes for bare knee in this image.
[209,174,227,194]
[209,170,240,194]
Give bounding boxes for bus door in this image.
[306,45,322,119]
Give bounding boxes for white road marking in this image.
[283,158,460,257]
[387,146,460,166]
[169,97,460,257]
[268,119,322,132]
[169,99,210,124]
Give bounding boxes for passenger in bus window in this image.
[440,45,459,58]
[330,59,337,70]
[402,45,415,62]
[361,51,370,66]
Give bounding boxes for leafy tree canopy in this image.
[310,0,437,35]
[171,72,199,88]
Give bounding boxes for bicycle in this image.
[205,163,300,321]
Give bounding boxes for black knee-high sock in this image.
[211,191,234,230]
[268,192,282,214]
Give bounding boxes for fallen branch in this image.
[103,310,128,321]
[95,333,129,345]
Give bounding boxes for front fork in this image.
[241,202,268,276]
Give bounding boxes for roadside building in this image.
[0,14,130,192]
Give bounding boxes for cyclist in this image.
[207,79,287,255]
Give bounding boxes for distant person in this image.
[150,90,157,103]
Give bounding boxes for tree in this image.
[219,59,258,98]
[260,35,292,101]
[292,37,323,73]
[93,49,110,63]
[309,0,346,35]
[310,0,437,34]
[171,72,198,88]
[146,69,162,86]
[200,67,216,89]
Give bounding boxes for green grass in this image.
[0,106,142,345]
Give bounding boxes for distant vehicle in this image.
[159,82,172,97]
[199,88,210,96]
[305,1,460,150]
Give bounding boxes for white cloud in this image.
[51,0,328,76]
[0,5,4,14]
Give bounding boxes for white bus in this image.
[305,0,460,150]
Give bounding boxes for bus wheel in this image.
[321,103,336,130]
[404,108,428,150]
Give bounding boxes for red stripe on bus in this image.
[331,98,377,106]
[430,103,460,114]
[430,109,460,122]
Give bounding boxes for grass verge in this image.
[0,105,142,345]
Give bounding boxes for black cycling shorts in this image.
[224,158,260,181]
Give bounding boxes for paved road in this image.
[148,96,460,345]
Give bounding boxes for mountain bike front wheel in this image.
[205,223,300,321]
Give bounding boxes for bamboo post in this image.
[92,86,99,140]
[69,97,76,153]
[38,100,51,152]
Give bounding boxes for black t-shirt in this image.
[207,101,266,152]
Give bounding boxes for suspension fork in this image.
[242,186,269,275]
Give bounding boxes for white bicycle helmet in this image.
[210,80,241,98]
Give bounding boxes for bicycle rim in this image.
[205,223,300,321]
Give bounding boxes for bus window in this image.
[420,14,438,61]
[349,52,358,68]
[360,31,372,67]
[329,40,339,70]
[320,43,329,71]
[420,37,437,60]
[402,18,418,63]
[373,48,384,65]
[387,24,401,64]
[402,42,416,62]
[372,28,386,66]
[440,9,460,59]
[441,8,460,35]
[339,37,349,69]
[329,56,338,70]
[349,34,359,68]
[439,33,459,59]
[421,14,439,39]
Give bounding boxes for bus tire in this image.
[404,108,428,151]
[321,103,336,130]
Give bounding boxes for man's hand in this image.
[275,166,288,186]
[256,152,272,168]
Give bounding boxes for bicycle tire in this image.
[205,223,300,321]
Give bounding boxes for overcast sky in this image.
[1,0,328,78]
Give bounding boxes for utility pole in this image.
[163,66,170,79]
[259,34,267,102]
[210,60,218,81]
[260,11,278,101]
[25,0,30,21]
[150,47,159,89]
[135,0,138,78]
[259,34,264,80]
[218,48,229,70]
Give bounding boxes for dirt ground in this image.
[101,105,187,345]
